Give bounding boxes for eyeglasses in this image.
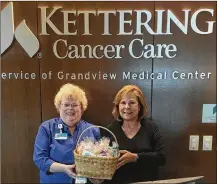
[61,103,80,109]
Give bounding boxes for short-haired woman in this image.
[33,83,100,184]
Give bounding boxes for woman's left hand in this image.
[117,150,137,169]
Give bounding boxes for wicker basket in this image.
[74,125,119,180]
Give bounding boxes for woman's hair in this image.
[54,83,88,112]
[112,85,148,121]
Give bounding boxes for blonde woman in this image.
[104,85,166,184]
[33,83,100,184]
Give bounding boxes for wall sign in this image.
[202,104,216,123]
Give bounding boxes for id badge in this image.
[75,177,87,184]
[55,133,67,140]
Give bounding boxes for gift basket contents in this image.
[77,137,118,158]
[74,126,119,180]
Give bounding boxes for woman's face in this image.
[119,93,140,122]
[58,98,83,127]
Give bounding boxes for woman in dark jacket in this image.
[104,85,166,184]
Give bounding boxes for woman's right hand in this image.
[117,150,137,169]
[64,164,77,178]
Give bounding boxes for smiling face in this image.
[58,98,83,127]
[119,93,140,122]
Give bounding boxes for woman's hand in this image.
[117,150,137,169]
[89,178,104,184]
[64,164,77,178]
[49,162,77,178]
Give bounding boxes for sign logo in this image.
[202,104,216,123]
[1,2,40,57]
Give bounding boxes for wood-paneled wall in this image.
[152,2,216,182]
[1,1,216,183]
[1,2,41,183]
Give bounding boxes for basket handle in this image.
[76,125,118,149]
